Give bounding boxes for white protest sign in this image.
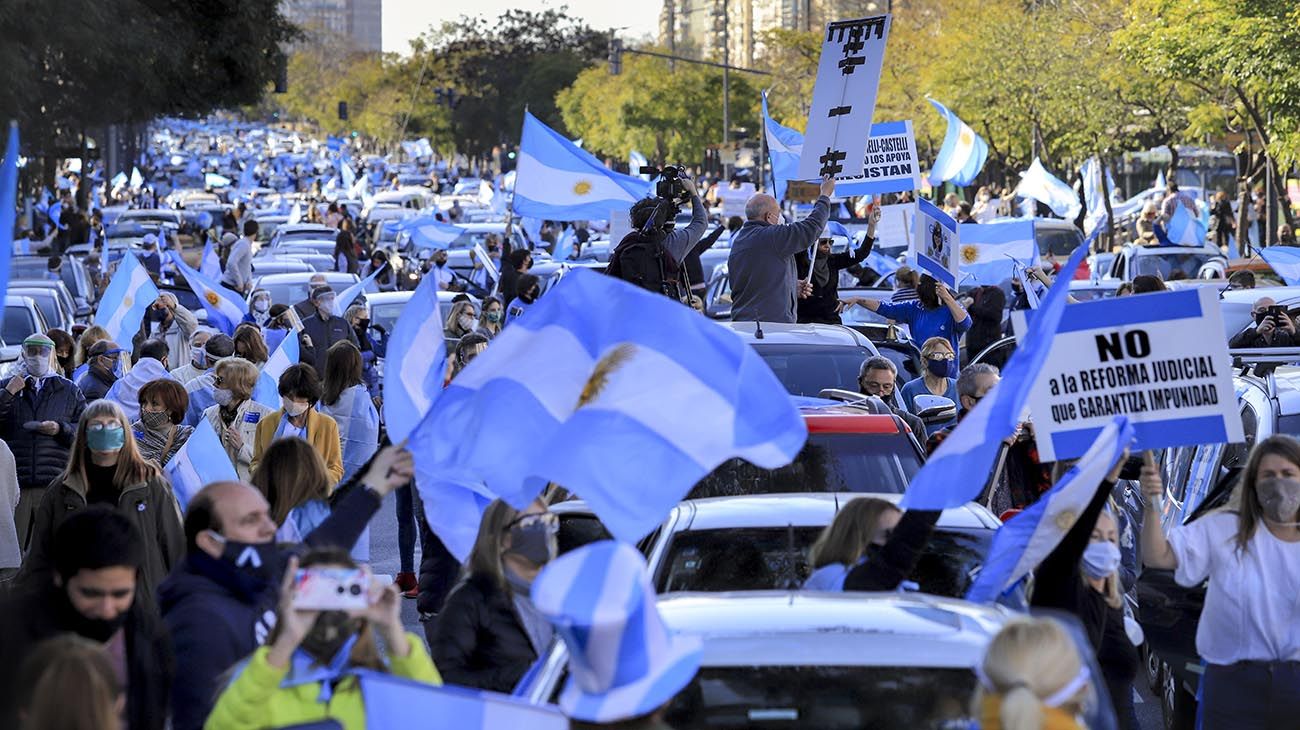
[718,182,755,219]
[608,207,632,243]
[1012,286,1243,462]
[835,120,921,196]
[876,202,915,249]
[909,197,958,288]
[797,14,892,181]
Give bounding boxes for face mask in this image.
[521,289,539,304]
[355,318,370,330]
[282,397,310,418]
[192,350,207,369]
[208,530,279,585]
[24,355,49,377]
[300,610,365,666]
[458,314,475,330]
[141,409,171,431]
[1081,540,1121,579]
[486,310,501,324]
[926,357,950,378]
[213,388,234,407]
[506,518,557,566]
[1256,477,1300,525]
[317,298,335,315]
[87,425,125,452]
[61,591,130,643]
[254,299,270,313]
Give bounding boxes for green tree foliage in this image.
[556,52,760,163]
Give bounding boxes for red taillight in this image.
[803,415,900,434]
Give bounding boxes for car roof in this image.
[276,223,334,235]
[655,591,1012,667]
[364,291,414,305]
[718,321,875,349]
[252,272,358,284]
[1124,243,1219,256]
[1256,366,1300,418]
[676,492,997,531]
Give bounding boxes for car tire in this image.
[1160,662,1197,730]
[1144,645,1162,693]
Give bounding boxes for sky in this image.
[382,0,661,55]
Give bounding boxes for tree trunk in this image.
[1167,145,1180,187]
[1099,155,1115,251]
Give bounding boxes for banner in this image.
[909,197,958,288]
[797,15,891,181]
[834,120,921,197]
[1011,286,1242,462]
[717,182,755,219]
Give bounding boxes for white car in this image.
[1102,242,1226,283]
[249,272,359,308]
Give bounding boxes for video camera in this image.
[638,165,691,217]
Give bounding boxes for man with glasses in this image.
[858,356,925,440]
[925,363,1003,455]
[77,339,126,401]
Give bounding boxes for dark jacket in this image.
[963,285,1007,363]
[842,509,941,592]
[794,236,875,324]
[431,572,536,692]
[728,197,831,324]
[78,367,116,401]
[0,375,85,493]
[1031,478,1138,725]
[158,478,384,730]
[417,500,461,617]
[683,225,726,292]
[1229,325,1298,349]
[300,311,359,375]
[19,470,185,602]
[0,584,173,730]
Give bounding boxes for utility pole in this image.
[721,0,731,179]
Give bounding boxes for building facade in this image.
[281,0,382,53]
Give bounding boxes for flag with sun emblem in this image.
[513,111,650,222]
[927,98,988,186]
[956,220,1038,285]
[168,250,246,335]
[94,251,159,347]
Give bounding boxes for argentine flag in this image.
[0,123,17,306]
[1016,158,1081,220]
[164,418,239,511]
[513,111,649,222]
[407,268,807,550]
[334,266,383,316]
[287,202,302,225]
[393,215,463,249]
[1080,157,1116,232]
[762,91,803,203]
[902,243,1087,510]
[382,271,448,443]
[360,671,567,729]
[927,98,988,187]
[1156,204,1207,247]
[169,251,245,335]
[95,252,159,347]
[958,220,1038,285]
[199,238,222,281]
[251,330,300,409]
[1259,246,1300,286]
[966,416,1133,603]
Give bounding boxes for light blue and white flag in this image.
[1080,157,1117,233]
[1015,265,1041,309]
[1156,203,1207,247]
[957,220,1037,285]
[199,238,222,281]
[237,160,257,190]
[394,215,462,249]
[629,149,650,181]
[552,225,577,261]
[513,111,649,221]
[1153,168,1166,191]
[866,249,901,276]
[1016,158,1081,220]
[287,202,302,225]
[360,670,567,729]
[0,123,17,306]
[94,252,159,346]
[927,98,988,186]
[129,166,144,189]
[164,418,239,511]
[762,91,803,202]
[110,171,128,189]
[407,268,807,548]
[340,161,356,191]
[252,330,300,409]
[168,251,245,335]
[966,416,1133,603]
[205,172,232,188]
[1261,246,1300,286]
[334,266,383,316]
[901,243,1087,510]
[381,271,447,443]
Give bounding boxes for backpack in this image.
[606,230,685,300]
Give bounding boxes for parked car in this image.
[249,272,359,309]
[3,294,50,356]
[268,223,337,248]
[8,255,95,314]
[716,321,880,397]
[8,283,77,332]
[1102,242,1227,283]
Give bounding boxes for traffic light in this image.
[608,37,623,75]
[338,101,349,121]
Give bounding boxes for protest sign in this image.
[835,120,921,197]
[909,197,958,287]
[797,15,891,181]
[718,182,755,218]
[608,207,632,244]
[874,202,914,249]
[1012,286,1242,462]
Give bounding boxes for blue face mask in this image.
[86,425,125,452]
[926,357,950,378]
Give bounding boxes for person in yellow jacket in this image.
[205,549,440,730]
[249,364,344,486]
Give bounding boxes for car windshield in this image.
[1038,227,1081,257]
[658,665,978,730]
[450,230,500,250]
[14,293,59,329]
[9,259,49,280]
[3,305,34,345]
[370,302,408,332]
[689,432,921,498]
[754,344,871,396]
[1132,253,1213,281]
[656,526,990,597]
[259,280,351,306]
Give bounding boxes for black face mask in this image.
[59,588,130,642]
[210,531,280,585]
[300,610,365,665]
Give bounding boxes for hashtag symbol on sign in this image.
[819,148,847,177]
[838,56,866,75]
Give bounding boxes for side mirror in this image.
[912,394,957,423]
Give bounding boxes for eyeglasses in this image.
[504,512,558,532]
[927,352,956,362]
[861,380,894,395]
[86,422,122,432]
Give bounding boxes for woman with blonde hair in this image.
[805,497,903,590]
[443,299,479,340]
[477,296,504,339]
[978,616,1091,730]
[898,336,959,436]
[18,400,183,599]
[18,635,124,730]
[71,324,110,381]
[202,357,274,482]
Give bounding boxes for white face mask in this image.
[1081,540,1121,579]
[253,299,270,313]
[458,314,475,330]
[212,388,234,407]
[23,355,50,377]
[281,397,309,418]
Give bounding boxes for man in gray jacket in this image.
[728,176,836,323]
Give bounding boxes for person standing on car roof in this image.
[1140,436,1300,730]
[1229,297,1298,349]
[795,209,879,325]
[220,220,256,295]
[849,274,971,378]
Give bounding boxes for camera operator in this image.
[1230,297,1298,349]
[606,170,707,301]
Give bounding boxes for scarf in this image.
[812,253,831,288]
[505,567,554,655]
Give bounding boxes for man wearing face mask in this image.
[0,334,86,550]
[0,507,173,730]
[78,339,127,401]
[299,286,358,377]
[425,249,456,292]
[729,176,836,323]
[159,446,414,730]
[293,273,330,322]
[182,334,236,427]
[505,273,541,325]
[170,329,212,386]
[133,292,197,376]
[1230,296,1299,349]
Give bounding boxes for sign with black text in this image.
[797,15,891,181]
[835,120,921,196]
[1012,287,1242,462]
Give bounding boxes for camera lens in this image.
[349,583,363,596]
